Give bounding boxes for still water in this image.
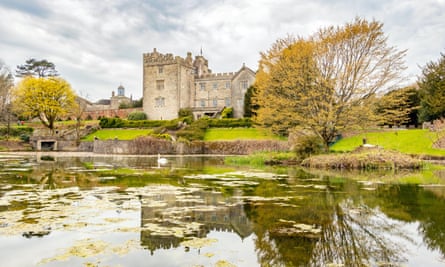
[1,152,445,267]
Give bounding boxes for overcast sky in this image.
[0,0,444,101]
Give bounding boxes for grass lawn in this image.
[204,128,285,141]
[330,129,445,156]
[82,129,153,141]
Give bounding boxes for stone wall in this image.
[90,137,289,155]
[82,107,143,120]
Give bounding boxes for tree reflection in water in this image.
[250,177,420,267]
[253,199,411,267]
[2,156,445,266]
[310,200,408,267]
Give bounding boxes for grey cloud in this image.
[0,0,443,100]
[0,0,49,18]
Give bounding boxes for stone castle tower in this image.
[143,48,255,120]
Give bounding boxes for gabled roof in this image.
[232,63,256,80]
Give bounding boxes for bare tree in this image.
[0,60,14,139]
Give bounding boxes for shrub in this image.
[148,133,172,140]
[127,111,148,120]
[99,117,125,128]
[119,102,131,109]
[176,118,209,141]
[178,108,193,118]
[293,135,324,160]
[0,126,34,138]
[163,119,182,130]
[99,116,195,129]
[0,126,32,142]
[176,128,205,141]
[221,107,233,118]
[181,116,193,125]
[19,133,30,142]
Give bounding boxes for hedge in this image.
[207,118,252,128]
[100,117,167,128]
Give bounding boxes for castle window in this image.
[225,97,231,106]
[158,66,163,74]
[200,83,206,91]
[200,99,206,107]
[213,98,218,107]
[156,80,164,90]
[240,80,248,90]
[213,83,218,90]
[155,97,165,107]
[225,81,231,89]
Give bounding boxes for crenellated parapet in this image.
[143,48,193,67]
[196,72,235,80]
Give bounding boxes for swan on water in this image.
[157,154,168,165]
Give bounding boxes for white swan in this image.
[157,154,168,165]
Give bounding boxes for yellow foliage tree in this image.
[254,18,406,150]
[11,76,77,134]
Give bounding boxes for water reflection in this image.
[139,188,253,254]
[0,154,445,266]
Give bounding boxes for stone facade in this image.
[143,48,256,120]
[82,85,135,120]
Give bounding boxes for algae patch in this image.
[180,237,218,249]
[39,238,140,264]
[215,260,238,267]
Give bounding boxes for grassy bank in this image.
[331,129,445,156]
[82,129,153,141]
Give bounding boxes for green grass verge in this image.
[330,129,445,156]
[204,128,285,141]
[82,129,153,141]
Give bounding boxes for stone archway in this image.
[37,140,58,151]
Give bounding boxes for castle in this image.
[143,48,256,120]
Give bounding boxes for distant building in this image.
[110,84,132,109]
[82,84,140,119]
[143,48,256,120]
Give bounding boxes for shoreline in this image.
[0,151,234,158]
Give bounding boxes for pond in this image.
[1,152,445,267]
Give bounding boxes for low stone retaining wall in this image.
[90,137,289,155]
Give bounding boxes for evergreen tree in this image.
[16,58,59,77]
[418,52,445,122]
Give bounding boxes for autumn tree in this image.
[418,52,445,122]
[11,76,77,134]
[16,58,59,77]
[254,18,406,150]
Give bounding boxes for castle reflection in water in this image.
[140,188,253,254]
